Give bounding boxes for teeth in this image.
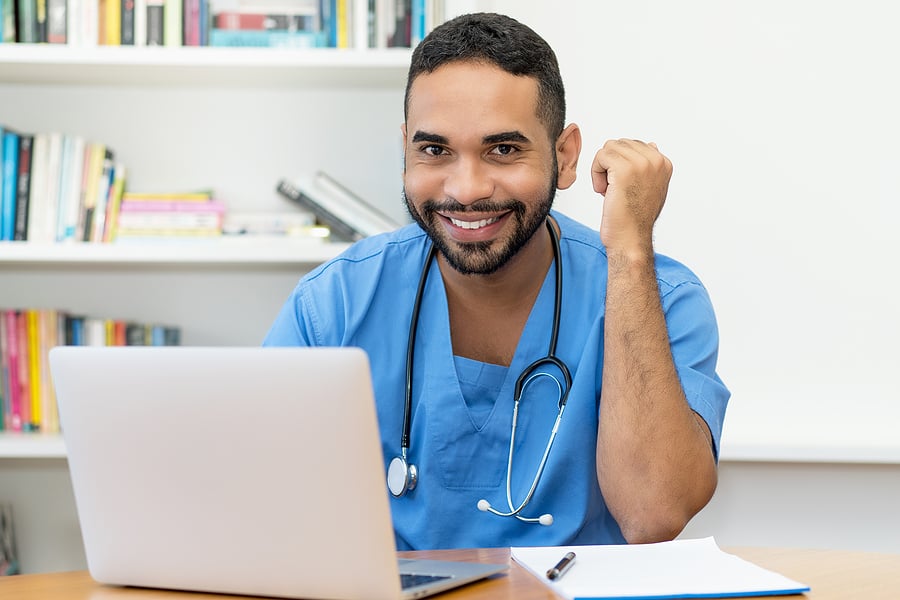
[449,216,500,230]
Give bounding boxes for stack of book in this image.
[0,125,126,243]
[0,0,445,48]
[0,308,181,434]
[276,170,402,242]
[114,191,225,240]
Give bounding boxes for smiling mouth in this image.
[447,216,501,230]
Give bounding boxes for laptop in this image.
[50,346,507,600]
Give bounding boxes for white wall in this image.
[481,0,900,430]
[481,0,900,550]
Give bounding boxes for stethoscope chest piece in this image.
[387,455,417,497]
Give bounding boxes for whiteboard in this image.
[484,0,900,459]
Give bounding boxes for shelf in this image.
[0,238,351,265]
[0,45,413,88]
[0,432,67,459]
[718,441,900,465]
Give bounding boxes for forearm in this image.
[598,248,717,544]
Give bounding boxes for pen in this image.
[546,551,576,581]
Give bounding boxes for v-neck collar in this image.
[413,254,558,431]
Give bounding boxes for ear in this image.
[555,123,582,190]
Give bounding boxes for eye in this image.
[422,145,446,156]
[491,144,519,156]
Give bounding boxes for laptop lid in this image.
[50,346,505,600]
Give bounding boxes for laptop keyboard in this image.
[400,573,452,589]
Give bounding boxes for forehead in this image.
[406,61,543,138]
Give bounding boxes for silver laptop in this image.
[50,346,506,600]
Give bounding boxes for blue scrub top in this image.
[264,211,729,550]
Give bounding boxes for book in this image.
[1,0,17,42]
[163,0,181,45]
[132,0,146,44]
[41,132,63,242]
[25,133,49,243]
[121,0,135,44]
[2,311,22,432]
[57,135,87,242]
[1,128,19,242]
[78,142,106,241]
[0,315,8,430]
[510,537,810,600]
[276,171,402,242]
[145,0,163,45]
[15,0,38,43]
[13,133,33,241]
[46,0,66,42]
[101,162,126,242]
[208,27,325,46]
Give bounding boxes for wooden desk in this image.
[1,546,899,599]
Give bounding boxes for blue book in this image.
[208,28,327,47]
[1,129,20,241]
[319,0,335,47]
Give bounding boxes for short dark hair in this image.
[404,12,566,141]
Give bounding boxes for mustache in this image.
[419,198,526,215]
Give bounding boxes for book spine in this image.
[0,0,13,42]
[34,0,47,41]
[41,132,62,243]
[65,0,81,45]
[145,0,163,45]
[4,311,22,432]
[15,0,37,42]
[208,28,325,47]
[15,312,31,431]
[103,0,121,43]
[45,0,66,42]
[102,162,125,242]
[14,134,33,241]
[132,0,146,44]
[1,130,19,241]
[164,0,182,45]
[275,178,362,242]
[121,0,135,44]
[25,133,47,242]
[25,309,41,431]
[118,199,224,212]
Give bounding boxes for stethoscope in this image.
[386,220,572,526]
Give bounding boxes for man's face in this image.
[403,62,558,275]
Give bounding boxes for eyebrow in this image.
[411,130,532,145]
[483,131,531,145]
[411,131,448,144]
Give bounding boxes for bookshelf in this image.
[0,40,422,574]
[0,44,414,87]
[0,238,350,265]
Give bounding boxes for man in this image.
[264,12,729,550]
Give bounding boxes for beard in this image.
[403,174,557,276]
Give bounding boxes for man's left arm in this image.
[591,139,719,544]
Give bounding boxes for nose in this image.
[443,157,494,207]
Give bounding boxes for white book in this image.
[26,133,50,243]
[66,0,83,45]
[60,136,86,242]
[352,0,368,48]
[133,0,147,46]
[43,132,63,243]
[80,0,99,45]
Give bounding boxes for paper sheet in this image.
[510,537,810,599]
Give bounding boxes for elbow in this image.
[617,473,718,545]
[619,514,690,545]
